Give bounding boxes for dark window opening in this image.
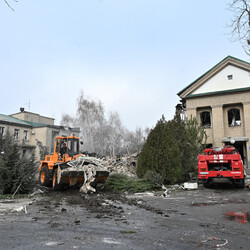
[200,111,211,128]
[14,129,19,140]
[207,162,232,171]
[227,75,233,80]
[228,108,241,127]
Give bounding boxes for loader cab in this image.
[55,136,80,158]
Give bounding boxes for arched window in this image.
[200,111,211,128]
[228,108,241,127]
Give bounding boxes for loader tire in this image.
[52,169,65,191]
[40,167,52,187]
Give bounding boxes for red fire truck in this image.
[198,145,245,188]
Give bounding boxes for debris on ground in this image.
[161,185,169,197]
[183,182,198,190]
[0,199,32,214]
[201,236,228,248]
[133,192,155,197]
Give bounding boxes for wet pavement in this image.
[0,185,250,249]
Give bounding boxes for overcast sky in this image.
[0,0,248,130]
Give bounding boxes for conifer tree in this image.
[137,114,206,184]
[0,131,36,194]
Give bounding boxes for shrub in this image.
[104,173,156,193]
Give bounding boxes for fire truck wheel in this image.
[40,167,52,187]
[238,179,245,188]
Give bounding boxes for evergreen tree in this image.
[0,131,36,194]
[137,114,206,184]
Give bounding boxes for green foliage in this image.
[143,170,164,186]
[104,173,158,193]
[0,131,36,195]
[137,114,207,185]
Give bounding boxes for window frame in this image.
[228,108,241,127]
[199,111,212,128]
[14,129,20,140]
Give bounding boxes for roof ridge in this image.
[177,55,250,96]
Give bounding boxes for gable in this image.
[191,65,250,96]
[178,56,250,99]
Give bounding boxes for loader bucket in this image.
[54,157,109,192]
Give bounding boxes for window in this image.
[0,127,5,136]
[23,130,28,140]
[227,74,233,80]
[228,108,241,127]
[14,129,20,140]
[200,111,211,128]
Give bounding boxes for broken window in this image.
[23,130,28,141]
[14,129,19,140]
[228,108,241,127]
[0,127,5,136]
[200,111,211,128]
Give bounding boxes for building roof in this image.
[10,110,55,120]
[0,113,80,132]
[0,114,32,127]
[177,56,250,99]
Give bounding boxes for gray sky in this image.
[0,0,248,130]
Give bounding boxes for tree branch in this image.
[4,0,18,11]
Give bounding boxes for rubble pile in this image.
[59,157,109,194]
[106,152,139,178]
[58,153,139,194]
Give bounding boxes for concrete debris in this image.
[161,185,169,197]
[106,152,139,177]
[45,242,65,246]
[0,199,32,214]
[133,192,155,197]
[29,189,44,197]
[183,182,198,190]
[102,238,122,245]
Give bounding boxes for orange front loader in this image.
[38,135,109,190]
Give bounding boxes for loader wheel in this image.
[40,167,52,187]
[52,169,64,191]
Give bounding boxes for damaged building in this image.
[0,108,80,161]
[177,56,250,168]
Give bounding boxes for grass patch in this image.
[104,173,160,193]
[0,194,30,199]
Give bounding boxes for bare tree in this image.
[60,114,76,128]
[61,91,148,157]
[107,111,124,157]
[228,0,250,55]
[3,0,18,11]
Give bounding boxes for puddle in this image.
[224,211,250,224]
